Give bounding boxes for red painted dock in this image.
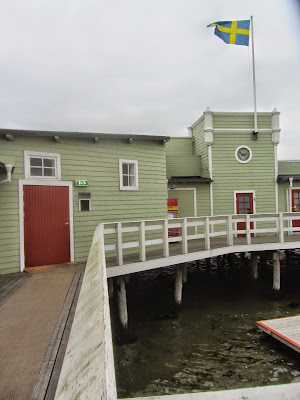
[257,315,300,353]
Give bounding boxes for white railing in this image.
[102,212,300,265]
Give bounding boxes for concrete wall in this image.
[54,225,117,400]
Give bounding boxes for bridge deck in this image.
[257,316,300,353]
[106,233,300,278]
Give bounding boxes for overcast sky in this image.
[1,0,299,159]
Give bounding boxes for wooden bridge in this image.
[54,211,300,400]
[104,212,300,278]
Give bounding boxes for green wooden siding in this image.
[166,156,201,178]
[166,138,201,178]
[278,161,300,175]
[166,137,194,156]
[192,119,210,178]
[213,114,272,129]
[211,132,276,215]
[168,183,211,217]
[0,135,167,274]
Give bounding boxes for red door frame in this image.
[236,192,254,235]
[291,189,300,229]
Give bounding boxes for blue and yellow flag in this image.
[207,20,250,46]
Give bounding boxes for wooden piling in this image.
[205,257,211,270]
[217,256,223,269]
[116,276,128,329]
[182,263,188,284]
[251,253,258,280]
[273,251,281,291]
[174,265,183,305]
[285,249,291,266]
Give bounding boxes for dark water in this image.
[110,251,300,398]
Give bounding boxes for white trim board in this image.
[168,187,197,217]
[18,179,74,272]
[234,190,256,237]
[234,190,256,215]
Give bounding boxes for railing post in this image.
[227,215,233,246]
[116,222,123,266]
[279,212,284,243]
[204,217,210,250]
[139,221,146,262]
[182,218,188,254]
[246,214,251,245]
[163,219,169,258]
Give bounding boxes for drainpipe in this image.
[289,177,294,212]
[287,177,293,235]
[0,164,13,185]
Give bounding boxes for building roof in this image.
[0,128,170,143]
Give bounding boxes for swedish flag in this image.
[207,20,250,46]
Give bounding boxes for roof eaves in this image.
[0,128,170,142]
[169,176,212,183]
[277,175,300,182]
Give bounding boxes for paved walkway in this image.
[0,264,85,400]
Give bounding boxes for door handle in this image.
[65,222,69,225]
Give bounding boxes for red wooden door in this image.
[292,189,300,229]
[24,185,70,267]
[236,193,254,234]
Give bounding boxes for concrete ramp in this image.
[0,270,74,400]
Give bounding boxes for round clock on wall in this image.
[235,145,252,163]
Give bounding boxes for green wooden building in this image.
[167,108,300,221]
[0,130,169,275]
[1,108,300,275]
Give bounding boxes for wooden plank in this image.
[257,316,300,353]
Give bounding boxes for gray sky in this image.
[1,0,299,159]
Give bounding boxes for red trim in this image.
[257,320,300,349]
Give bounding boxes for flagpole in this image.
[250,15,258,138]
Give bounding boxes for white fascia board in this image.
[189,115,204,130]
[278,160,300,163]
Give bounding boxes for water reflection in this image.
[110,251,300,398]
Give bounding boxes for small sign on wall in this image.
[75,180,88,187]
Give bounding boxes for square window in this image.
[119,159,138,191]
[79,199,91,211]
[25,151,61,180]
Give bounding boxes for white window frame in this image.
[119,159,139,191]
[24,150,61,180]
[79,198,92,211]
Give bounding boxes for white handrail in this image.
[103,212,300,267]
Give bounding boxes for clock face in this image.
[235,146,252,163]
